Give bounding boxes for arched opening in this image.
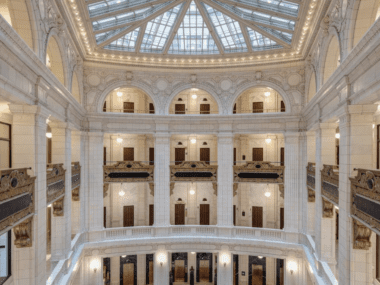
[308,71,317,102]
[353,0,380,48]
[169,88,219,115]
[102,87,155,114]
[323,36,340,84]
[233,87,286,114]
[46,37,65,86]
[71,72,81,104]
[0,0,34,50]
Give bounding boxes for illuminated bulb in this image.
[191,252,196,254]
[117,91,123,97]
[335,133,340,139]
[288,261,297,275]
[265,192,271,197]
[90,259,100,273]
[157,253,166,266]
[47,204,52,208]
[334,206,339,210]
[117,137,123,143]
[191,138,196,144]
[265,138,271,144]
[46,132,52,138]
[264,91,270,97]
[122,255,126,258]
[258,256,263,259]
[192,94,197,99]
[190,189,195,195]
[221,253,230,267]
[119,190,125,197]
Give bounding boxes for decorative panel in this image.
[320,165,339,205]
[72,162,81,201]
[46,164,66,205]
[306,163,315,201]
[170,161,217,183]
[233,162,284,184]
[103,161,154,183]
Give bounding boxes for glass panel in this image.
[247,27,282,51]
[104,27,140,51]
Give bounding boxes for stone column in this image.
[154,248,169,285]
[154,133,170,227]
[50,122,72,261]
[306,132,316,236]
[314,124,336,267]
[87,132,104,235]
[217,248,233,285]
[10,105,49,285]
[79,132,87,233]
[71,131,81,236]
[338,105,376,285]
[217,132,234,227]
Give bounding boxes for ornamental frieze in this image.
[233,162,284,184]
[321,165,339,205]
[47,163,66,205]
[104,161,154,183]
[170,161,217,183]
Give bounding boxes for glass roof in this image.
[87,0,301,55]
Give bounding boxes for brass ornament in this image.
[170,161,217,183]
[322,198,334,218]
[233,161,284,184]
[53,197,64,216]
[47,163,66,205]
[103,161,154,183]
[353,219,372,250]
[13,218,33,248]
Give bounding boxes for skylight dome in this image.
[87,0,301,56]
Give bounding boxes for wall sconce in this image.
[335,133,340,139]
[119,190,125,197]
[46,132,52,138]
[90,259,100,273]
[192,94,197,99]
[221,253,230,267]
[258,256,263,259]
[190,138,196,144]
[117,137,123,143]
[265,192,271,197]
[117,91,123,97]
[264,91,271,97]
[189,189,195,195]
[288,261,297,275]
[157,253,166,267]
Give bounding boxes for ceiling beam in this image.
[202,0,291,48]
[240,23,253,53]
[162,0,192,55]
[98,0,186,48]
[134,23,147,54]
[215,0,298,21]
[195,0,225,55]
[90,0,170,21]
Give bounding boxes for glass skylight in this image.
[86,0,301,55]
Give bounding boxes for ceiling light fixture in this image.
[117,137,123,143]
[117,91,123,97]
[264,92,271,97]
[191,138,196,144]
[192,94,197,99]
[190,189,195,195]
[335,133,340,139]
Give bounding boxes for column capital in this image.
[9,104,50,122]
[49,120,77,131]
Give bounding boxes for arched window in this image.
[46,37,65,86]
[323,36,340,84]
[308,71,317,102]
[102,87,154,114]
[233,87,285,114]
[71,72,81,104]
[0,0,34,50]
[169,89,218,115]
[353,0,380,48]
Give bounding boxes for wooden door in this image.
[175,104,185,114]
[175,204,185,225]
[280,147,284,166]
[280,207,284,229]
[336,145,340,165]
[123,147,134,161]
[149,204,154,226]
[103,101,107,112]
[175,148,185,165]
[376,235,380,279]
[47,138,52,164]
[123,263,134,285]
[252,148,264,161]
[123,102,134,113]
[199,260,209,281]
[103,147,106,165]
[336,213,339,240]
[148,260,154,284]
[200,204,210,225]
[233,259,236,285]
[233,103,237,114]
[200,148,210,164]
[104,207,106,228]
[281,100,285,112]
[234,148,236,165]
[233,205,236,226]
[252,102,263,113]
[123,206,134,227]
[149,103,155,114]
[174,260,185,282]
[252,264,263,285]
[149,147,154,165]
[252,206,263,228]
[200,104,210,114]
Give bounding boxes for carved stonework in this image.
[233,162,284,184]
[306,162,316,190]
[279,184,284,199]
[322,198,334,218]
[212,183,217,196]
[170,161,217,183]
[71,162,81,190]
[353,219,372,250]
[104,161,154,183]
[308,188,315,202]
[72,186,80,201]
[170,182,175,196]
[350,169,380,203]
[53,198,64,217]
[321,165,339,205]
[103,184,109,198]
[149,183,154,196]
[47,163,66,204]
[13,218,32,248]
[233,183,238,197]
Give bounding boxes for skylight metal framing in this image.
[85,0,301,55]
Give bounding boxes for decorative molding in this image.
[353,219,372,250]
[103,161,154,183]
[53,197,64,217]
[47,163,66,205]
[0,168,36,202]
[103,184,109,198]
[322,198,333,218]
[308,188,315,202]
[350,169,380,203]
[170,161,217,183]
[279,184,284,199]
[233,162,284,184]
[72,186,80,201]
[306,162,315,190]
[212,182,217,196]
[170,182,175,196]
[13,218,33,248]
[321,164,339,205]
[149,183,154,196]
[71,162,81,190]
[233,183,238,197]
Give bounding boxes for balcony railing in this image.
[71,162,81,201]
[0,167,35,247]
[46,163,66,205]
[306,162,316,202]
[103,161,154,183]
[233,161,284,184]
[320,165,339,206]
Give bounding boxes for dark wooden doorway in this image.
[123,102,134,113]
[146,254,154,284]
[47,138,52,164]
[175,104,185,114]
[123,206,134,227]
[149,204,154,226]
[123,263,134,285]
[280,147,284,166]
[149,103,155,114]
[149,147,154,165]
[233,255,239,285]
[123,147,134,161]
[233,205,236,226]
[200,204,210,225]
[280,207,284,229]
[252,265,263,285]
[281,101,285,112]
[175,204,185,225]
[104,207,106,228]
[252,206,263,228]
[252,102,263,113]
[252,148,264,161]
[200,148,210,164]
[103,147,106,165]
[200,104,210,114]
[175,148,185,165]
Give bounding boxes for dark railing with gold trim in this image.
[0,168,35,247]
[103,161,154,183]
[351,168,380,249]
[306,163,315,202]
[233,162,284,184]
[320,165,339,205]
[71,162,81,201]
[47,164,66,205]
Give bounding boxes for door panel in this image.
[280,207,284,230]
[149,103,155,114]
[123,206,134,227]
[252,264,263,285]
[199,260,209,281]
[200,204,210,225]
[148,261,153,284]
[234,147,236,165]
[280,147,284,166]
[175,148,185,165]
[200,148,210,164]
[174,260,185,282]
[175,204,185,225]
[252,102,263,113]
[123,263,134,285]
[233,205,236,226]
[200,104,210,114]
[175,104,185,114]
[149,204,154,226]
[123,102,134,113]
[123,147,134,161]
[281,100,285,112]
[252,148,264,161]
[149,148,154,165]
[252,206,263,228]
